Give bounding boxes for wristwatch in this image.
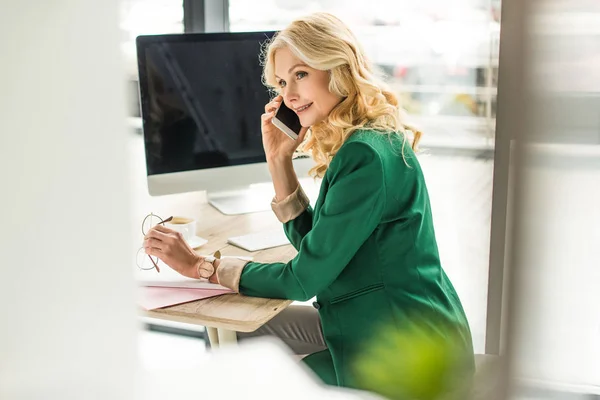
[196,250,221,279]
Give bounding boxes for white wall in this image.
[500,0,600,393]
[0,1,137,399]
[511,146,600,388]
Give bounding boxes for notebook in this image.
[138,286,232,310]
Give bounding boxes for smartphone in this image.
[272,101,302,140]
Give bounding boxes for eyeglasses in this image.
[136,212,173,273]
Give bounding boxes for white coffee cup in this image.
[164,216,197,241]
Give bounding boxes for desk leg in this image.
[216,328,238,346]
[206,326,220,348]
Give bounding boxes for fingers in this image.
[146,226,186,246]
[261,111,276,129]
[144,228,173,252]
[261,111,275,125]
[264,95,282,113]
[143,240,174,260]
[143,229,181,252]
[143,237,163,251]
[152,224,176,234]
[144,246,161,257]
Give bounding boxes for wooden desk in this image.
[136,190,296,347]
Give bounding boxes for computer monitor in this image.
[136,32,316,214]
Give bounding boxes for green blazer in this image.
[239,129,474,388]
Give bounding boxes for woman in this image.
[144,12,474,390]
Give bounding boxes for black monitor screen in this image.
[136,32,275,176]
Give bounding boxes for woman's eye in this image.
[278,80,286,88]
[296,71,307,80]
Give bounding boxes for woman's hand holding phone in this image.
[261,95,308,163]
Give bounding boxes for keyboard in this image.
[227,228,290,252]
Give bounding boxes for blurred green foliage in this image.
[352,317,474,400]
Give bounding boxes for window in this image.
[120,0,185,77]
[120,0,184,120]
[229,0,502,353]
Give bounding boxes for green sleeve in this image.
[282,205,313,251]
[240,142,385,301]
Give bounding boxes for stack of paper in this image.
[136,256,251,310]
[138,287,233,311]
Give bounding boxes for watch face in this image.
[197,259,215,279]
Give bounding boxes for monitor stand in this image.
[207,178,322,215]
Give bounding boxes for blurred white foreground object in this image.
[0,1,136,399]
[141,338,384,400]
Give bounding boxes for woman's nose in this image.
[283,83,299,104]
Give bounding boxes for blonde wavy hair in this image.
[261,12,422,177]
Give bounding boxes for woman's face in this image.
[273,46,342,127]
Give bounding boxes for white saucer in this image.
[187,236,208,249]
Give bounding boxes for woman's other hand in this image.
[261,95,308,162]
[144,225,213,279]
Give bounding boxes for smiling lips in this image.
[294,102,313,113]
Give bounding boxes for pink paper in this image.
[138,287,233,310]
